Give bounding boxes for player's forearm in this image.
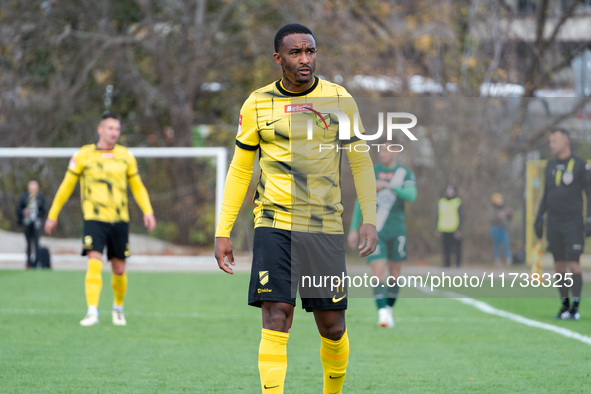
[349,199,362,230]
[215,146,257,238]
[392,184,417,202]
[346,142,377,226]
[128,174,154,215]
[47,171,79,220]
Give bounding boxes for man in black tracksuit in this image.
[535,128,591,320]
[16,180,47,268]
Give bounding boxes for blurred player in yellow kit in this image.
[45,113,156,326]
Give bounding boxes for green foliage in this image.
[189,207,215,247]
[149,221,180,243]
[0,211,11,230]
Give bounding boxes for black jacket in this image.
[536,155,591,220]
[16,192,47,226]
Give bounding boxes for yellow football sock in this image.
[112,272,127,307]
[258,328,289,394]
[320,329,349,394]
[85,258,103,307]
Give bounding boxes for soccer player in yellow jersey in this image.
[214,24,378,394]
[45,113,156,327]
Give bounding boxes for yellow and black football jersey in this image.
[234,76,371,234]
[48,144,153,223]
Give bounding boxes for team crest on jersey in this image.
[562,172,573,185]
[259,270,269,286]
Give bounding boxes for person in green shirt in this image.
[348,141,417,327]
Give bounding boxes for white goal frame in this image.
[0,147,228,229]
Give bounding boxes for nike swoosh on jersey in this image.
[264,384,280,389]
[329,374,345,379]
[332,294,347,303]
[266,119,282,126]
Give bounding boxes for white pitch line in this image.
[455,297,591,345]
[425,288,591,346]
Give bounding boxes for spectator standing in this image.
[436,185,463,267]
[17,180,47,268]
[489,193,513,265]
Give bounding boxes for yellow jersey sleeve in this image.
[126,150,139,177]
[215,145,257,238]
[68,148,86,175]
[346,141,377,227]
[47,149,87,220]
[341,90,365,141]
[341,93,376,226]
[128,175,154,215]
[235,94,260,151]
[125,151,153,215]
[47,170,79,220]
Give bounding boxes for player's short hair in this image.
[101,112,119,122]
[551,127,571,146]
[274,23,314,53]
[551,127,569,138]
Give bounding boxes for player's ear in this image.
[273,53,282,66]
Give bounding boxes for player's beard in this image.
[285,62,315,85]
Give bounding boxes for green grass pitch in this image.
[1,270,590,393]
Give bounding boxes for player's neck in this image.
[383,160,397,169]
[280,76,314,93]
[557,148,571,161]
[96,141,115,150]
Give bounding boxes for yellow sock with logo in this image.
[258,328,289,394]
[320,329,349,394]
[112,272,127,307]
[85,258,103,308]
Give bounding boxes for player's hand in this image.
[453,230,462,240]
[358,224,378,257]
[585,218,591,237]
[347,230,358,250]
[215,237,235,274]
[44,219,57,235]
[144,214,156,232]
[534,216,544,239]
[376,180,390,191]
[23,208,30,218]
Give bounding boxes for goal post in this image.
[0,147,228,230]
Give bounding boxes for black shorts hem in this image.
[248,297,296,309]
[302,303,347,313]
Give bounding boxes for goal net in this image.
[0,147,227,266]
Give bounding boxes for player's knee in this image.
[111,259,126,275]
[568,262,582,274]
[323,324,346,341]
[264,304,291,332]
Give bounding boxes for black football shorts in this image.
[248,227,348,312]
[546,214,584,262]
[82,220,130,260]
